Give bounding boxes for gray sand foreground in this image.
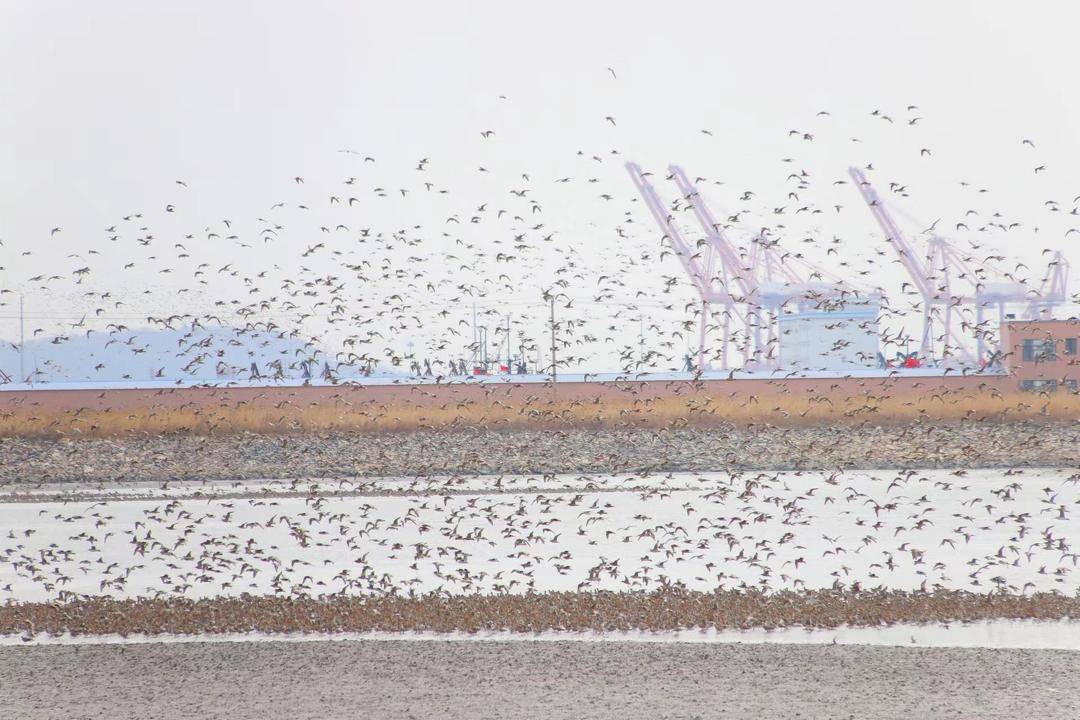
[2,640,1078,719]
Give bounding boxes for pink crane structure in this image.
[627,161,857,371]
[849,166,1070,365]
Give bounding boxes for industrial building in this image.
[777,298,881,372]
[1000,319,1080,392]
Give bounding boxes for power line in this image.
[0,298,689,323]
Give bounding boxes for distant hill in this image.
[0,326,347,384]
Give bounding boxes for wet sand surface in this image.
[2,639,1078,719]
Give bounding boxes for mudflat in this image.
[2,422,1079,485]
[2,639,1078,720]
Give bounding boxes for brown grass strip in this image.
[2,390,1078,439]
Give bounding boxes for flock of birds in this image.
[0,84,1077,634]
[1,468,1077,604]
[1,87,1077,384]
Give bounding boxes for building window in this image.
[1020,379,1058,392]
[1022,339,1057,362]
[1066,338,1078,356]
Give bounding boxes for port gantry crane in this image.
[626,161,745,370]
[849,166,1070,365]
[627,162,859,371]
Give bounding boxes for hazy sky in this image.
[1,1,1078,373]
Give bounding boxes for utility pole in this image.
[18,294,25,383]
[549,297,557,383]
[517,331,525,375]
[639,315,645,367]
[505,314,511,373]
[471,302,478,372]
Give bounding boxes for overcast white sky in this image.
[1,1,1078,374]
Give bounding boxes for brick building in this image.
[1000,318,1080,392]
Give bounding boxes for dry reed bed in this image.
[2,590,1078,638]
[2,387,1078,438]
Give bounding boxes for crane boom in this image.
[626,163,715,300]
[1026,251,1070,318]
[627,162,726,370]
[848,167,935,299]
[667,166,756,303]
